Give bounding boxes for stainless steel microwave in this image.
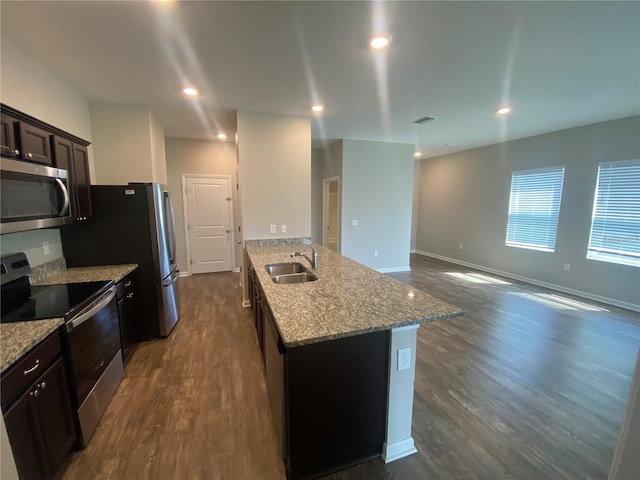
[1,157,72,234]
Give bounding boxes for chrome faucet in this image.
[291,246,317,270]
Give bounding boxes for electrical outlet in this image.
[374,250,379,257]
[281,225,287,233]
[352,219,358,226]
[459,244,464,250]
[42,241,50,255]
[563,263,570,271]
[398,348,411,371]
[269,224,276,234]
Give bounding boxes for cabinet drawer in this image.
[1,330,62,412]
[116,273,135,300]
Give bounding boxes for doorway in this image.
[323,177,340,253]
[182,175,234,274]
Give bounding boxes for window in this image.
[587,160,640,267]
[505,166,565,252]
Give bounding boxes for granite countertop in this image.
[1,264,138,374]
[246,244,463,348]
[31,264,138,286]
[1,319,64,373]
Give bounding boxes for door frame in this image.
[322,176,341,253]
[181,174,235,275]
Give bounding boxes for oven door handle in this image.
[66,287,116,332]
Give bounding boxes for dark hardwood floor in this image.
[58,255,640,480]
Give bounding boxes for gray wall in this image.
[341,139,414,271]
[311,148,324,243]
[165,138,240,274]
[416,116,640,308]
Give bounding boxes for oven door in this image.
[0,157,72,234]
[65,287,120,405]
[65,286,123,447]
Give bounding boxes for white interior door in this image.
[185,176,233,274]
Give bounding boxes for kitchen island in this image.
[245,244,463,479]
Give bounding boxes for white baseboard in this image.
[377,266,411,273]
[233,267,240,273]
[179,271,190,277]
[413,250,640,312]
[382,437,418,463]
[242,300,251,308]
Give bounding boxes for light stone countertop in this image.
[1,319,64,373]
[31,264,138,286]
[1,264,138,374]
[246,244,464,348]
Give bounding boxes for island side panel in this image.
[383,324,419,462]
[285,330,389,480]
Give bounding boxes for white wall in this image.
[150,113,168,184]
[0,36,92,268]
[411,160,420,252]
[236,111,311,240]
[90,102,166,185]
[341,139,415,271]
[0,36,94,477]
[416,116,640,308]
[165,137,240,273]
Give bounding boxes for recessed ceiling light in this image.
[369,34,391,49]
[496,106,512,115]
[414,152,422,158]
[217,133,227,140]
[311,104,324,113]
[183,87,198,96]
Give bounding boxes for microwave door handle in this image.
[55,178,71,216]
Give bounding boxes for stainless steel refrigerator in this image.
[61,183,180,339]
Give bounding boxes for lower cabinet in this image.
[116,272,138,366]
[1,331,76,480]
[258,281,390,480]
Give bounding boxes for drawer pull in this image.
[30,389,39,398]
[124,281,132,287]
[126,292,134,299]
[23,359,40,376]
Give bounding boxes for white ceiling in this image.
[1,1,638,158]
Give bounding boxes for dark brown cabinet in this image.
[1,331,76,480]
[252,270,389,480]
[0,111,53,165]
[52,136,92,222]
[1,113,20,158]
[116,272,139,366]
[18,122,53,165]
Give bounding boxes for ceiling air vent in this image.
[411,115,436,125]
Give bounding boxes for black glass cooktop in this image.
[1,281,112,323]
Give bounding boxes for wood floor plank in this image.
[56,255,639,480]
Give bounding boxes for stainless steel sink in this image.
[265,262,308,276]
[271,273,318,284]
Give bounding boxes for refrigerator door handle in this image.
[163,269,180,287]
[164,191,177,265]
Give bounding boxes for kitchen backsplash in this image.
[245,237,311,248]
[28,257,66,284]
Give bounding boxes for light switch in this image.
[270,224,276,234]
[352,219,359,226]
[398,348,411,371]
[281,225,287,233]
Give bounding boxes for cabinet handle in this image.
[126,292,134,299]
[25,152,33,158]
[23,359,40,376]
[124,281,132,287]
[30,389,39,397]
[13,149,19,156]
[40,382,47,390]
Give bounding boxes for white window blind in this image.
[505,166,565,252]
[587,160,640,267]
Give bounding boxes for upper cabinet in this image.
[52,136,92,222]
[1,111,54,165]
[1,103,93,223]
